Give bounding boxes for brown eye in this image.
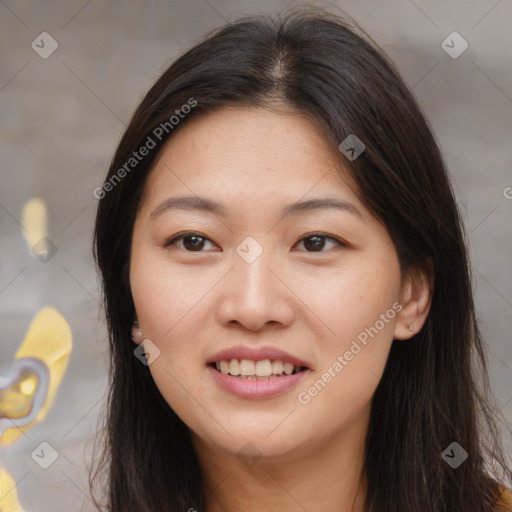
[164,232,346,253]
[295,234,345,252]
[164,232,216,252]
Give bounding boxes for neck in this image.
[192,407,369,512]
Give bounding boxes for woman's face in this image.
[130,105,415,461]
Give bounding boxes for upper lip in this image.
[207,345,311,369]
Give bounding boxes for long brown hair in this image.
[91,6,511,511]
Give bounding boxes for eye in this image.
[163,231,347,253]
[293,233,346,252]
[163,232,217,252]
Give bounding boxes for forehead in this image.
[141,105,364,215]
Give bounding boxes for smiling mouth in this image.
[208,358,308,380]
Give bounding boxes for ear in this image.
[131,321,144,345]
[393,261,434,340]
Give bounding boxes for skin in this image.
[129,105,433,512]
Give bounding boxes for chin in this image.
[198,424,308,463]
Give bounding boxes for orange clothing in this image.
[498,486,512,510]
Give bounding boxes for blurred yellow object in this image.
[0,468,25,512]
[0,370,38,419]
[20,198,48,254]
[0,307,72,446]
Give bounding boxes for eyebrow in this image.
[149,195,363,221]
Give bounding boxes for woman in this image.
[91,6,512,511]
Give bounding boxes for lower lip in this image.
[206,365,310,399]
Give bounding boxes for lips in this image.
[206,346,311,398]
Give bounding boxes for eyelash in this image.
[163,231,348,253]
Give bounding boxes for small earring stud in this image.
[407,323,415,332]
[132,321,143,342]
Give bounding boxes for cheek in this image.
[130,257,206,429]
[291,261,400,419]
[130,250,216,340]
[293,258,401,350]
[129,253,219,396]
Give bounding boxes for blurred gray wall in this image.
[0,1,511,510]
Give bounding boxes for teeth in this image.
[239,359,255,375]
[255,359,272,376]
[213,358,304,378]
[272,360,284,374]
[229,359,240,376]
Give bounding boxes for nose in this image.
[215,246,295,332]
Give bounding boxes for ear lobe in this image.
[131,321,144,344]
[393,264,434,340]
